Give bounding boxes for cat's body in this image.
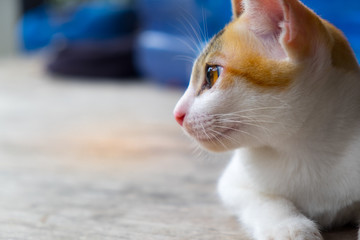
[174,0,360,239]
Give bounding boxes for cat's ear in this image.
[279,0,324,60]
[240,0,324,60]
[231,0,244,18]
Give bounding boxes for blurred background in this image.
[0,1,359,239]
[8,0,233,86]
[1,0,357,86]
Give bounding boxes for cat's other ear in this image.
[231,0,244,18]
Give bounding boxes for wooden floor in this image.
[0,57,357,240]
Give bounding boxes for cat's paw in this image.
[256,218,323,240]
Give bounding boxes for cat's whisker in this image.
[211,112,277,121]
[201,7,209,43]
[184,129,202,157]
[191,141,201,154]
[217,118,278,126]
[213,116,278,127]
[209,128,243,146]
[208,128,234,145]
[175,16,205,54]
[193,144,205,160]
[173,55,196,64]
[208,131,229,150]
[199,121,230,150]
[218,119,278,137]
[214,120,272,133]
[218,115,277,122]
[172,17,203,55]
[210,107,289,121]
[211,124,263,142]
[174,33,202,55]
[190,140,209,161]
[178,7,208,46]
[223,106,289,114]
[270,96,292,108]
[200,122,219,147]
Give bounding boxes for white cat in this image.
[173,0,360,239]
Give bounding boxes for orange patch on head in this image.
[216,19,296,90]
[225,56,295,89]
[323,21,360,72]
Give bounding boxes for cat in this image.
[173,0,360,239]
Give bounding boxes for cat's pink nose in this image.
[174,112,186,126]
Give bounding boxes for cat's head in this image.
[174,0,359,152]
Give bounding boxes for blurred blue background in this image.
[4,0,360,86]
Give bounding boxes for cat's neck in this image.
[252,68,360,164]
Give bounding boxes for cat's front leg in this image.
[218,160,323,240]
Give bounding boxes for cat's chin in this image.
[197,141,234,152]
[193,132,240,152]
[183,123,243,152]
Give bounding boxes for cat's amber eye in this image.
[205,65,223,88]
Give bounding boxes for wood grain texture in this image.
[0,57,357,240]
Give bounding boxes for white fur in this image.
[174,0,360,239]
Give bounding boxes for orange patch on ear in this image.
[231,0,244,18]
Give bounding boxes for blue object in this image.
[135,0,232,87]
[135,0,360,87]
[136,31,196,87]
[19,2,137,51]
